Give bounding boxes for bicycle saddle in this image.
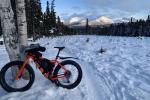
[54,47,65,51]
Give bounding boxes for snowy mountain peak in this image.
[96,16,113,23]
[90,16,113,25]
[69,16,113,26]
[69,17,82,25]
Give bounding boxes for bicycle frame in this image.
[15,53,68,81]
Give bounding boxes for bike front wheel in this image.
[53,60,82,89]
[0,61,35,92]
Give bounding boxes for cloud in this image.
[122,17,137,22]
[51,0,150,24]
[83,0,150,12]
[63,7,135,24]
[79,0,150,21]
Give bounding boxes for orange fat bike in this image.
[0,44,82,92]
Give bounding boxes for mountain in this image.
[69,16,113,26]
[89,16,113,25]
[69,17,82,25]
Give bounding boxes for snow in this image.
[0,35,150,100]
[0,37,3,42]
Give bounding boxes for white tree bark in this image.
[0,0,20,61]
[0,0,20,79]
[16,0,29,79]
[0,0,28,79]
[16,0,28,59]
[0,0,28,60]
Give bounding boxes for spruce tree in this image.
[147,15,150,21]
[57,16,61,25]
[44,1,52,35]
[34,0,43,37]
[0,19,2,36]
[57,16,65,35]
[25,0,33,37]
[25,0,43,37]
[86,18,89,34]
[147,15,150,25]
[50,0,57,28]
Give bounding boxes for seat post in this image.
[56,49,61,59]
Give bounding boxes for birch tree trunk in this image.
[0,0,20,78]
[0,0,28,79]
[16,0,29,79]
[0,0,20,60]
[0,0,28,60]
[16,0,28,58]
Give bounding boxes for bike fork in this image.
[15,57,30,80]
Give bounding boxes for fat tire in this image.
[53,60,82,89]
[0,61,35,92]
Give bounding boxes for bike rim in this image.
[57,64,79,86]
[4,65,30,89]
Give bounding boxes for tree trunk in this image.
[0,0,20,60]
[16,0,28,59]
[0,0,28,79]
[16,0,29,79]
[0,0,20,78]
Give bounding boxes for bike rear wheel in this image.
[0,61,35,92]
[53,60,82,89]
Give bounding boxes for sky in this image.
[41,0,150,23]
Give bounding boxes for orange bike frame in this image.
[15,53,67,81]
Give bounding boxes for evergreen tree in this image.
[85,18,89,34]
[130,17,133,23]
[50,0,57,28]
[0,19,2,36]
[56,16,65,35]
[25,0,33,37]
[57,16,61,25]
[44,1,52,35]
[146,15,150,25]
[147,15,150,21]
[34,0,43,36]
[44,0,57,36]
[25,0,43,38]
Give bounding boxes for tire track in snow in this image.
[79,60,108,100]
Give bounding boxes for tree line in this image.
[71,16,150,37]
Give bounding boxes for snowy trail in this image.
[80,61,107,100]
[0,36,150,100]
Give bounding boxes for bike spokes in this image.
[57,64,79,85]
[4,65,30,89]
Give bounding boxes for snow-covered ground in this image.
[0,35,150,100]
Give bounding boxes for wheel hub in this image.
[65,70,71,78]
